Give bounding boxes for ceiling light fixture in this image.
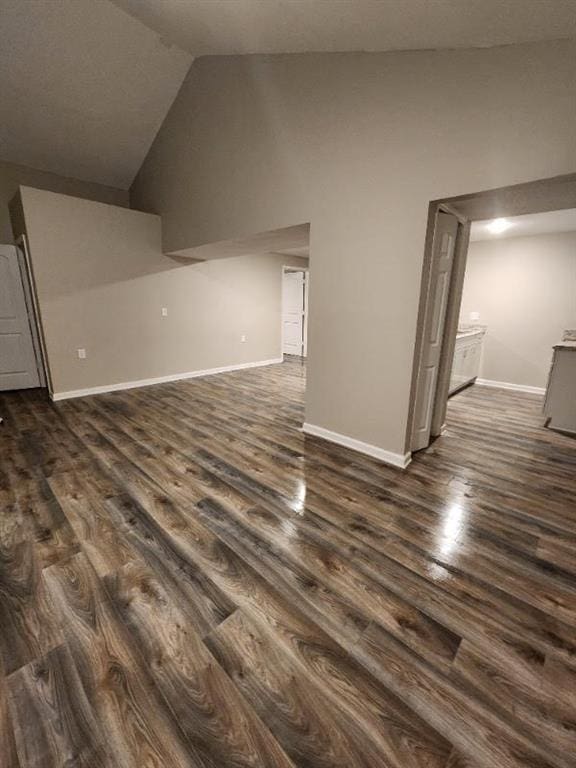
[486,218,513,235]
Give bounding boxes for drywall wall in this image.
[17,187,307,396]
[460,231,576,389]
[0,160,128,243]
[131,40,576,457]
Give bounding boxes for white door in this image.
[0,244,42,390]
[411,213,459,451]
[282,270,306,356]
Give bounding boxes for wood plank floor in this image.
[1,358,575,768]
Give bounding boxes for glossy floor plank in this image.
[1,360,575,768]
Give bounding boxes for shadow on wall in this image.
[482,335,545,389]
[12,186,310,299]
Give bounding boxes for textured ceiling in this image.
[111,0,576,56]
[0,0,192,189]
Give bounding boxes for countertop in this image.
[456,325,486,340]
[554,341,576,351]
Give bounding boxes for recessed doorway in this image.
[409,173,576,454]
[282,266,309,358]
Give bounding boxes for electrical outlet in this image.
[470,311,480,322]
[161,307,168,317]
[77,348,86,359]
[241,335,247,343]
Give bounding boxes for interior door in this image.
[411,212,459,451]
[0,244,41,390]
[282,270,306,356]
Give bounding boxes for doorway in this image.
[409,173,576,454]
[0,242,46,391]
[282,266,308,358]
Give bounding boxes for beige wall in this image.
[0,160,128,244]
[18,187,307,396]
[131,40,576,457]
[460,232,576,390]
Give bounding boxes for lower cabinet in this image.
[449,331,485,395]
[544,345,576,434]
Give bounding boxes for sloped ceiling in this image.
[2,0,575,191]
[111,0,576,56]
[0,0,192,189]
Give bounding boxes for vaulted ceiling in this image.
[0,0,192,189]
[2,0,575,191]
[111,0,576,56]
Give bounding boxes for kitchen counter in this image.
[553,340,576,351]
[456,325,487,339]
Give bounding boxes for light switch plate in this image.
[161,307,168,317]
[77,348,86,359]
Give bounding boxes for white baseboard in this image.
[51,357,283,402]
[475,378,545,396]
[302,422,411,469]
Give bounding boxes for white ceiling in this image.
[470,209,576,242]
[0,0,192,189]
[110,0,576,56]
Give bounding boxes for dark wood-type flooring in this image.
[1,359,575,768]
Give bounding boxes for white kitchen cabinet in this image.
[449,329,485,396]
[544,342,576,434]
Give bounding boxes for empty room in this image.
[1,2,575,767]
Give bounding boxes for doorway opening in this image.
[281,265,309,359]
[408,173,576,454]
[0,236,49,394]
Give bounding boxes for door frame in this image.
[15,234,52,392]
[407,172,576,456]
[281,265,309,358]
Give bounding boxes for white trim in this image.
[302,422,412,469]
[51,358,283,401]
[476,378,546,396]
[547,423,576,436]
